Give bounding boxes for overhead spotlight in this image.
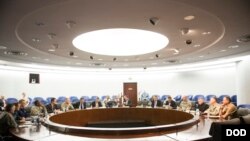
[180,28,190,35]
[109,68,112,70]
[155,54,159,58]
[66,20,76,29]
[149,17,159,26]
[90,56,94,60]
[113,57,117,61]
[69,51,74,56]
[143,67,147,70]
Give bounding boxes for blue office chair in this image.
[161,95,170,102]
[46,97,54,104]
[90,96,98,101]
[187,95,193,101]
[231,95,237,106]
[218,95,229,103]
[57,96,66,104]
[238,104,250,109]
[33,97,48,105]
[174,95,182,101]
[70,96,79,103]
[205,95,216,102]
[192,95,205,102]
[6,98,18,104]
[101,96,107,101]
[140,92,150,101]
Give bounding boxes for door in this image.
[123,82,137,107]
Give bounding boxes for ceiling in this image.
[0,0,250,69]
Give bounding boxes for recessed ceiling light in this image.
[48,49,55,52]
[193,44,201,48]
[123,64,129,66]
[72,55,78,58]
[73,28,169,56]
[228,45,239,49]
[44,58,49,61]
[220,50,227,52]
[173,52,179,55]
[32,38,41,42]
[75,62,82,65]
[97,58,103,61]
[199,55,204,58]
[0,46,7,50]
[151,62,158,65]
[202,32,211,35]
[184,15,195,21]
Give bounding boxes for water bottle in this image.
[195,104,199,115]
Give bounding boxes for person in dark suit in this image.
[151,95,162,108]
[165,96,177,109]
[91,97,102,108]
[17,99,29,118]
[123,96,132,107]
[74,97,86,110]
[46,98,60,113]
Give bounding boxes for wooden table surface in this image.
[10,108,221,141]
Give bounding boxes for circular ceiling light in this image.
[72,28,169,56]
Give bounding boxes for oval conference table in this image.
[10,108,221,141]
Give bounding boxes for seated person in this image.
[30,100,47,117]
[17,99,29,118]
[103,96,112,108]
[0,104,18,136]
[197,97,209,113]
[123,96,132,107]
[91,97,102,108]
[219,96,237,119]
[0,96,6,111]
[61,98,74,111]
[151,95,162,108]
[20,92,30,107]
[165,96,177,109]
[179,96,192,111]
[74,97,86,110]
[13,103,25,123]
[46,98,60,113]
[204,96,220,116]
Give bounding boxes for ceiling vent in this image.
[90,63,106,67]
[4,50,28,56]
[237,34,250,43]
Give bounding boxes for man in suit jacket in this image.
[165,96,177,109]
[123,96,132,107]
[151,95,162,108]
[74,97,87,110]
[91,97,102,108]
[46,98,60,113]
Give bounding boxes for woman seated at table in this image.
[30,100,47,117]
[151,95,162,108]
[61,98,74,111]
[123,96,132,107]
[165,96,177,109]
[0,104,18,137]
[203,96,220,116]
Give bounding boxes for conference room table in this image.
[10,108,222,141]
